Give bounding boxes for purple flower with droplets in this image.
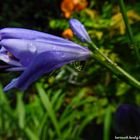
[0,28,91,92]
[69,19,91,43]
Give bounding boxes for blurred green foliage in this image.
[0,0,140,140]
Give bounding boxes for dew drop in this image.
[27,42,37,53]
[61,53,66,59]
[52,46,56,51]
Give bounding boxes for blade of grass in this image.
[16,93,25,129]
[118,0,140,63]
[0,84,8,104]
[25,127,38,140]
[77,113,97,135]
[103,106,112,140]
[36,83,61,138]
[38,113,48,137]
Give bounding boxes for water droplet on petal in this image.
[27,42,37,53]
[60,53,66,59]
[52,46,56,51]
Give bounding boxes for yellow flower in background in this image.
[85,9,98,19]
[110,9,140,36]
[94,31,103,40]
[127,10,140,22]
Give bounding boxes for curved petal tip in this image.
[3,78,18,92]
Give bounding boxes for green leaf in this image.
[25,127,38,140]
[103,106,112,140]
[36,83,61,138]
[16,93,25,129]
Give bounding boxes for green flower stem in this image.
[89,42,140,90]
[118,0,140,62]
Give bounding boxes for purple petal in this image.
[0,39,37,66]
[6,67,25,71]
[0,47,7,54]
[0,27,87,50]
[69,19,91,43]
[0,39,90,66]
[0,28,74,44]
[4,78,18,92]
[0,53,21,66]
[4,48,90,91]
[0,65,9,69]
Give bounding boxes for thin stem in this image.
[89,42,140,90]
[118,0,140,62]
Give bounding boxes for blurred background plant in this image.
[0,0,140,140]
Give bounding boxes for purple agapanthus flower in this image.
[69,19,91,43]
[0,28,91,91]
